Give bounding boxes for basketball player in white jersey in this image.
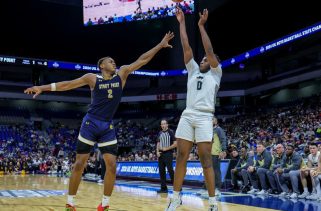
[298,142,320,200]
[165,8,222,211]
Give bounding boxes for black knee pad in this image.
[99,144,118,156]
[76,140,94,154]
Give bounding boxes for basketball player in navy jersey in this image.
[24,32,174,211]
[165,9,222,211]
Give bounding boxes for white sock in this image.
[209,197,217,205]
[173,191,180,200]
[303,187,308,193]
[102,195,110,207]
[67,195,75,206]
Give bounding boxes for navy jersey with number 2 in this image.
[78,74,123,148]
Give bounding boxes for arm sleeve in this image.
[254,155,260,168]
[244,156,254,170]
[280,157,287,169]
[262,151,273,169]
[272,158,282,170]
[235,159,242,171]
[284,154,302,173]
[169,130,175,144]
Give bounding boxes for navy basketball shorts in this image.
[76,114,118,155]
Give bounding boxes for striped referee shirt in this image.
[157,129,175,152]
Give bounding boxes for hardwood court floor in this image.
[0,175,280,211]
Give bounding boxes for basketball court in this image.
[1,175,319,211]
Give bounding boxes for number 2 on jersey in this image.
[107,89,113,99]
[197,81,203,90]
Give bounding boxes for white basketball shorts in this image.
[175,109,214,143]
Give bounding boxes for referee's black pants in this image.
[212,155,222,189]
[158,152,174,190]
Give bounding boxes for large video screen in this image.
[83,0,195,26]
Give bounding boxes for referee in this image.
[157,119,177,193]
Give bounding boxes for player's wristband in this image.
[50,83,56,91]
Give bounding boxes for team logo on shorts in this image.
[110,124,113,129]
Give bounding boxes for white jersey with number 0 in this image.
[185,59,222,113]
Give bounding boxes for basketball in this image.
[172,0,183,3]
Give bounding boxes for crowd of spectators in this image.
[0,95,320,177]
[85,1,194,26]
[223,95,321,158]
[0,124,77,176]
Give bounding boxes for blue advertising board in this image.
[116,160,230,182]
[2,22,321,76]
[47,21,321,75]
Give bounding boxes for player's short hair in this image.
[160,119,168,124]
[241,146,248,150]
[286,143,295,149]
[309,142,318,147]
[256,141,265,147]
[97,57,111,70]
[204,54,220,62]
